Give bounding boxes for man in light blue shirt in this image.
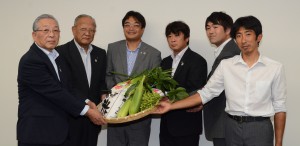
[106,11,161,146]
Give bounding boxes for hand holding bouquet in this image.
[98,67,189,123]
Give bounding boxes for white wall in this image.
[1,0,299,145]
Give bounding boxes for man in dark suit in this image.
[106,11,161,146]
[17,14,106,146]
[153,15,287,146]
[203,12,240,146]
[56,14,107,146]
[160,21,207,146]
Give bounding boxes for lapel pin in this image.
[95,59,98,62]
[181,62,184,66]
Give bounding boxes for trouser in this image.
[213,138,226,146]
[225,114,273,146]
[160,133,200,146]
[67,117,101,146]
[107,117,151,146]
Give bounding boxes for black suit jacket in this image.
[160,48,207,137]
[203,39,240,140]
[17,43,86,145]
[56,40,107,105]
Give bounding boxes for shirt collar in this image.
[215,38,231,58]
[126,42,141,52]
[35,42,59,59]
[171,46,189,59]
[235,53,266,66]
[74,39,93,54]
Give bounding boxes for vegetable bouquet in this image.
[99,67,189,120]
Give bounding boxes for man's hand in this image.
[152,100,172,114]
[87,100,97,109]
[152,92,203,114]
[85,108,107,125]
[186,104,203,112]
[100,94,107,101]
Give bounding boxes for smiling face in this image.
[123,16,144,42]
[32,18,60,51]
[235,27,262,56]
[72,17,96,49]
[206,22,230,47]
[167,32,189,55]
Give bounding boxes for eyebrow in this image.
[40,25,59,28]
[124,21,139,24]
[237,29,253,34]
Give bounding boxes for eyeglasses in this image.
[35,29,60,34]
[79,28,96,34]
[124,23,141,29]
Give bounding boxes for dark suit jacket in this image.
[203,39,240,140]
[17,43,86,145]
[160,48,207,137]
[56,40,107,105]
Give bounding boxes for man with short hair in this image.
[160,21,207,146]
[56,14,107,146]
[106,10,161,146]
[153,15,287,146]
[203,12,240,146]
[17,14,106,146]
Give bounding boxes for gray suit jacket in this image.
[203,39,240,141]
[106,40,161,89]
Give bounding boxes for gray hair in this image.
[74,14,96,27]
[32,14,59,31]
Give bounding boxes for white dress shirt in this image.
[37,43,89,116]
[36,43,60,81]
[171,46,188,76]
[74,40,93,87]
[198,54,287,117]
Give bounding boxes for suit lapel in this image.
[90,47,99,87]
[164,57,173,70]
[69,41,89,87]
[118,41,128,75]
[173,48,191,79]
[32,43,60,82]
[131,42,146,76]
[208,39,239,79]
[55,56,65,84]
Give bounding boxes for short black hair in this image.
[231,15,262,39]
[165,21,190,44]
[122,11,146,28]
[205,12,233,31]
[165,21,190,37]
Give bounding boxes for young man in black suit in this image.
[203,12,240,146]
[159,21,207,146]
[17,14,106,146]
[56,14,107,146]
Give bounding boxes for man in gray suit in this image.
[203,12,240,146]
[106,10,161,146]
